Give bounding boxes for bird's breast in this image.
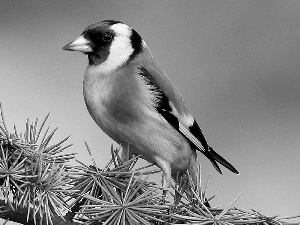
[83,65,156,142]
[83,65,194,172]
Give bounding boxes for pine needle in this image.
[0,104,298,225]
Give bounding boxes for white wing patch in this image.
[95,23,134,73]
[178,122,205,153]
[168,101,194,127]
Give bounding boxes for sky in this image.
[1,0,300,223]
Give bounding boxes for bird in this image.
[63,20,239,196]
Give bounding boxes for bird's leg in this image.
[161,169,172,211]
[154,158,171,203]
[121,142,130,163]
[162,177,170,204]
[160,166,171,196]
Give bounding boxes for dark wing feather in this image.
[138,67,239,175]
[189,120,209,150]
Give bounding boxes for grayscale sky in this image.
[1,1,300,223]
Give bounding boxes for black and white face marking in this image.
[82,24,115,66]
[92,23,134,72]
[63,20,144,73]
[85,21,143,73]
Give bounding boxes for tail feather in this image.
[208,146,239,174]
[204,151,223,175]
[177,120,238,175]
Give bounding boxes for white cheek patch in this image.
[96,23,134,73]
[111,23,132,36]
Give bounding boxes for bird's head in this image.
[63,20,144,71]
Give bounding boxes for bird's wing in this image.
[137,62,239,174]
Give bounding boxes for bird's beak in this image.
[62,35,93,53]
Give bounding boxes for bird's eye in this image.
[102,33,113,42]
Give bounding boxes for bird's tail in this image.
[208,146,239,174]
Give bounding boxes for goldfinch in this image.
[63,20,239,193]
